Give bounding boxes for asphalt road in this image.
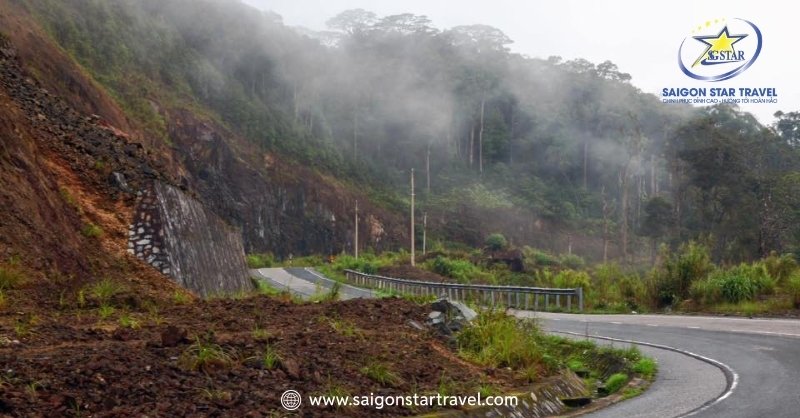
[522,311,800,418]
[249,268,800,417]
[251,267,375,300]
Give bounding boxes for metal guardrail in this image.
[344,269,584,312]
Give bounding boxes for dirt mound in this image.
[0,296,517,417]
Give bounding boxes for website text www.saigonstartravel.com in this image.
[279,389,518,411]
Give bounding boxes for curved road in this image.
[524,311,800,418]
[251,268,800,417]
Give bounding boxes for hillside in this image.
[5,0,797,266]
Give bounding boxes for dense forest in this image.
[18,0,800,264]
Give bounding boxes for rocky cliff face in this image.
[166,110,407,258]
[128,182,251,297]
[0,33,251,297]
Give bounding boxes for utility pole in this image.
[354,200,359,260]
[410,168,415,267]
[422,212,427,255]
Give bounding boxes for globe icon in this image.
[281,390,302,411]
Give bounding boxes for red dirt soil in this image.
[0,296,519,417]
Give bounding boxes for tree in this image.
[641,196,673,264]
[774,110,800,147]
[326,9,377,35]
[485,233,508,251]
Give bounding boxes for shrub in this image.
[246,253,274,268]
[522,247,560,269]
[429,256,480,282]
[764,253,798,283]
[649,241,713,306]
[786,272,800,308]
[485,233,508,251]
[691,263,776,305]
[332,255,381,275]
[553,270,591,293]
[560,253,585,269]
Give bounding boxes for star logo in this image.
[691,26,747,67]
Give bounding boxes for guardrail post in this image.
[545,294,549,310]
[567,293,572,311]
[578,287,584,312]
[556,294,561,309]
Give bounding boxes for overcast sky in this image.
[243,0,796,124]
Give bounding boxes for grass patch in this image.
[360,361,400,386]
[632,357,657,380]
[251,326,272,342]
[81,223,104,238]
[172,291,191,305]
[118,313,141,329]
[88,279,124,305]
[262,344,282,370]
[246,253,275,268]
[622,387,644,399]
[327,318,363,338]
[456,310,549,373]
[14,315,39,338]
[0,266,24,290]
[98,304,115,319]
[178,338,234,373]
[604,373,629,395]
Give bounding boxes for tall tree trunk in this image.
[353,109,358,161]
[478,95,485,174]
[293,82,299,122]
[583,140,589,189]
[620,164,630,263]
[650,154,656,196]
[426,142,431,194]
[509,106,514,165]
[602,187,611,264]
[469,124,474,168]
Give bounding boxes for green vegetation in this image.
[88,279,124,306]
[172,291,191,305]
[246,253,275,269]
[261,345,281,370]
[251,326,271,342]
[118,313,141,329]
[457,310,553,372]
[360,361,400,386]
[0,265,24,290]
[327,317,364,338]
[81,223,104,238]
[632,358,657,380]
[98,304,115,319]
[308,282,341,303]
[485,233,508,251]
[604,373,629,395]
[178,338,234,372]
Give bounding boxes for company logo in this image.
[678,18,762,81]
[281,390,302,411]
